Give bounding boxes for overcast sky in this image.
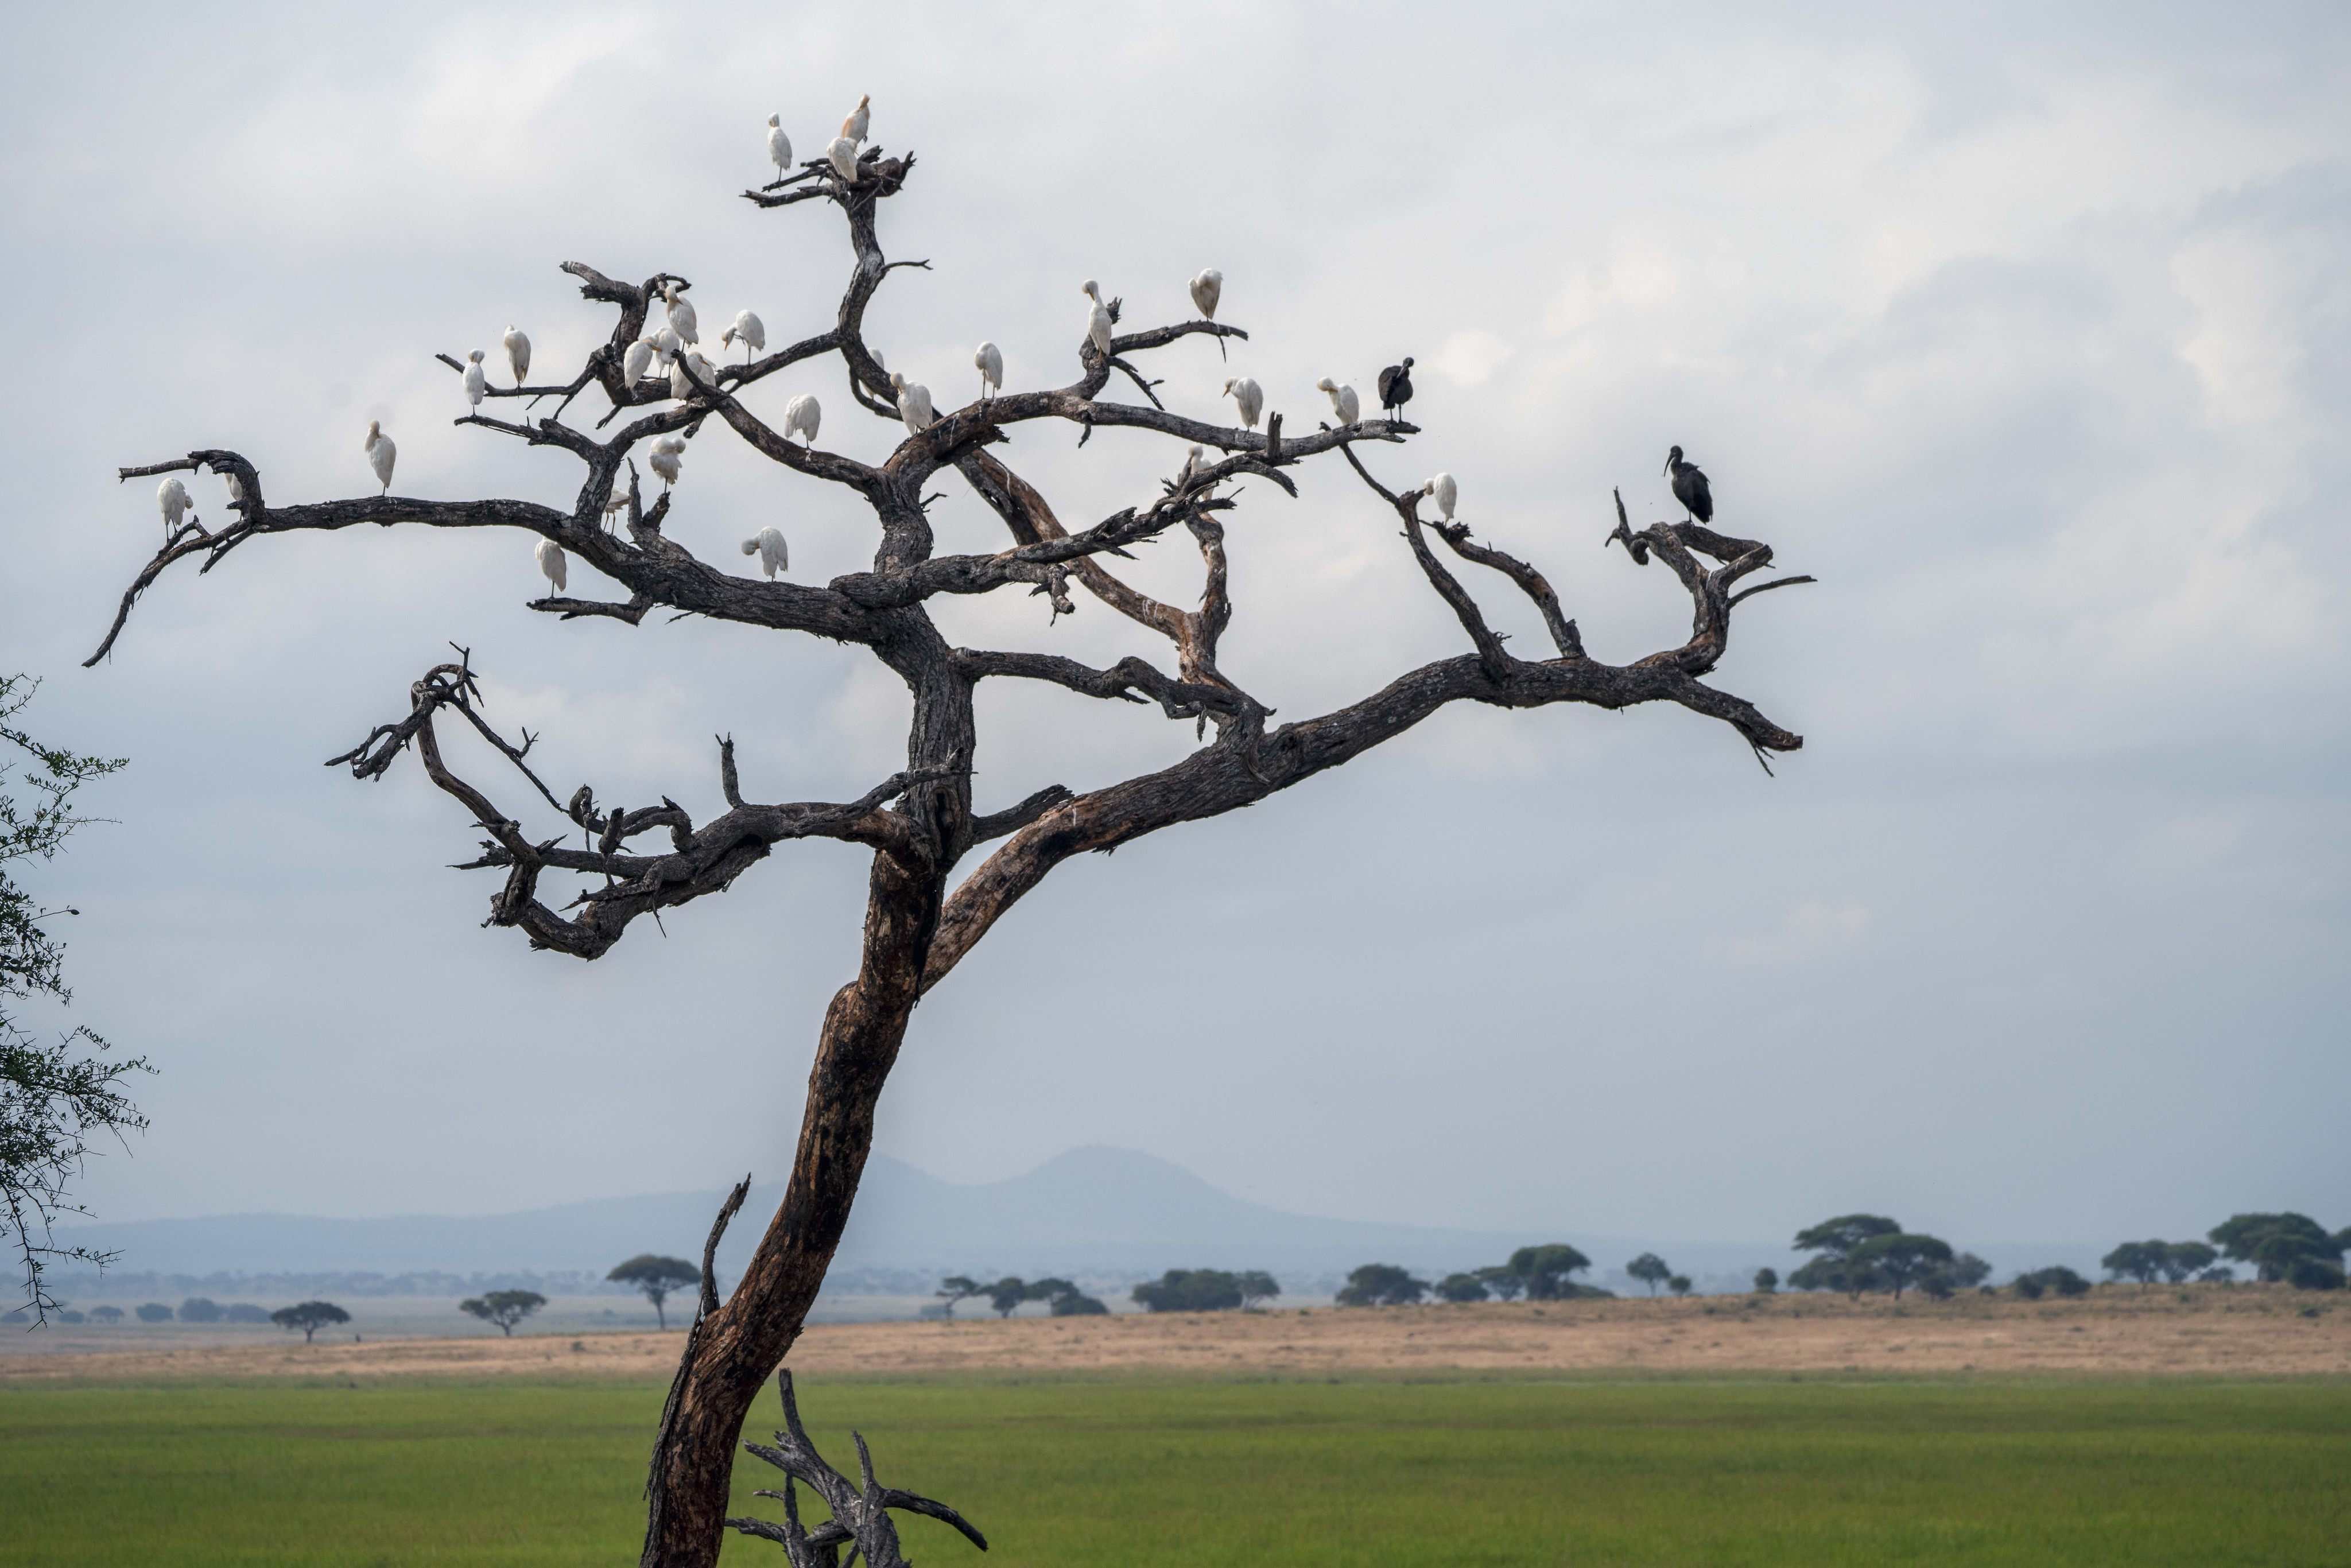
[3,2,2345,1250]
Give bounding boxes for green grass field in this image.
[2,1375,2345,1566]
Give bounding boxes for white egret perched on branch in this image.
[602,487,630,529]
[1424,472,1457,522]
[890,371,936,433]
[1080,280,1114,359]
[840,93,870,143]
[1221,375,1262,429]
[653,326,681,367]
[534,538,567,593]
[1189,269,1222,320]
[462,349,487,407]
[156,476,193,539]
[649,434,684,489]
[623,337,657,385]
[721,311,766,359]
[825,136,859,183]
[1314,377,1359,426]
[742,527,789,579]
[502,326,531,386]
[662,282,699,347]
[974,341,1002,401]
[222,469,244,506]
[670,350,720,402]
[765,114,792,181]
[363,421,396,494]
[782,393,821,445]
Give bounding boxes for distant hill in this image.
[49,1146,2106,1291]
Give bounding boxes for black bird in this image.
[1665,445,1712,525]
[1376,356,1415,420]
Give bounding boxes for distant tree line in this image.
[936,1275,1113,1317]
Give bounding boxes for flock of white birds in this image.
[151,92,1461,601]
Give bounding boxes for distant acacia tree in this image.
[2103,1240,2216,1288]
[1435,1272,1489,1303]
[92,112,1809,1567]
[1024,1279,1108,1316]
[88,1304,122,1324]
[1626,1253,1673,1297]
[134,1302,170,1323]
[2011,1267,2090,1301]
[1508,1245,1595,1301]
[1475,1266,1527,1302]
[1789,1214,1902,1298]
[177,1297,223,1323]
[271,1301,350,1342]
[1846,1233,1954,1299]
[1666,1275,1693,1298]
[2286,1257,2346,1291]
[984,1276,1032,1318]
[2208,1214,2342,1283]
[460,1290,546,1337]
[934,1276,986,1318]
[610,1255,703,1330]
[1751,1268,1778,1294]
[1132,1270,1244,1313]
[1235,1271,1281,1310]
[1335,1264,1428,1307]
[0,675,143,1319]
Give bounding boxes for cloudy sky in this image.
[3,2,2345,1251]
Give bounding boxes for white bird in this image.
[157,476,193,538]
[503,326,531,386]
[721,310,766,359]
[653,326,682,366]
[825,135,860,183]
[462,348,487,407]
[890,371,936,433]
[662,282,699,347]
[1221,375,1263,429]
[741,526,789,579]
[602,487,630,528]
[1180,444,1217,494]
[1315,377,1360,426]
[765,114,793,181]
[975,341,1002,401]
[534,537,567,593]
[623,337,657,385]
[783,393,821,445]
[222,469,245,506]
[648,434,684,489]
[364,421,396,494]
[840,93,870,144]
[1080,280,1114,359]
[1190,269,1223,320]
[669,350,720,402]
[1425,472,1458,522]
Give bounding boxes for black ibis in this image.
[1377,356,1415,420]
[1665,445,1712,524]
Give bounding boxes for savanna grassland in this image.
[1,1374,2348,1566]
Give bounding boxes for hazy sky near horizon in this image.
[3,3,2345,1249]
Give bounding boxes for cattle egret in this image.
[463,348,488,407]
[783,393,821,445]
[1376,357,1415,420]
[1189,269,1223,320]
[602,488,630,529]
[1314,377,1360,425]
[623,338,657,385]
[1665,445,1713,523]
[669,351,719,402]
[825,136,860,183]
[535,538,567,593]
[157,476,193,538]
[503,326,531,386]
[890,371,936,433]
[223,470,245,506]
[765,114,792,180]
[662,282,699,346]
[1180,444,1215,492]
[840,93,870,143]
[721,310,766,359]
[975,341,1002,401]
[1424,472,1457,522]
[1221,375,1263,429]
[741,526,789,579]
[1080,280,1114,358]
[653,326,682,366]
[649,434,684,488]
[364,421,396,494]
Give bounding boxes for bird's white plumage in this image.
[502,326,530,386]
[825,136,859,182]
[662,283,699,347]
[649,433,684,488]
[363,421,396,493]
[766,114,792,177]
[975,341,1002,398]
[623,338,657,383]
[783,393,821,445]
[223,470,245,504]
[1221,376,1263,429]
[1425,472,1457,521]
[840,93,870,143]
[1315,377,1360,425]
[742,526,789,579]
[1190,269,1223,320]
[463,348,487,407]
[535,538,567,593]
[669,350,719,402]
[157,476,192,534]
[603,487,630,527]
[890,371,936,433]
[722,310,766,357]
[1080,280,1114,357]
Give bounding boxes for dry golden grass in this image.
[7,1284,2346,1384]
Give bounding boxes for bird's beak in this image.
[1662,457,1671,475]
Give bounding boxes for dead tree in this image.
[90,134,1807,1567]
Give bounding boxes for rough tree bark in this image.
[92,135,1807,1567]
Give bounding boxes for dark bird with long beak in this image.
[1665,445,1712,524]
[1378,356,1415,420]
